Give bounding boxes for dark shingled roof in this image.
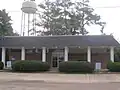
[0,35,119,48]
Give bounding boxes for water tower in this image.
[21,0,37,36]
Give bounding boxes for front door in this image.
[52,56,58,67]
[51,50,64,68]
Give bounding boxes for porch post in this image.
[87,46,91,62]
[110,46,114,62]
[2,47,6,68]
[21,47,25,60]
[42,47,46,62]
[64,46,68,62]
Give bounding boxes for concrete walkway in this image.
[0,72,120,83]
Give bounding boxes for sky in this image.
[0,0,120,41]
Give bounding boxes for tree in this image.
[37,0,74,35]
[37,0,106,35]
[37,0,51,35]
[73,0,106,35]
[0,9,19,36]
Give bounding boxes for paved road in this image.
[0,72,120,90]
[0,72,120,83]
[0,80,120,90]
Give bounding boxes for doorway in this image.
[51,50,64,68]
[52,56,59,68]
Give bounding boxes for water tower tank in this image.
[21,0,37,14]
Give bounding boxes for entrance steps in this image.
[47,68,59,73]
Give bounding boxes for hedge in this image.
[12,60,50,72]
[0,61,4,70]
[59,61,94,73]
[107,62,120,72]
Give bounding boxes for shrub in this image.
[12,60,50,72]
[0,61,4,70]
[107,62,120,72]
[59,61,94,73]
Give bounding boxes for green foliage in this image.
[107,62,120,72]
[0,9,19,36]
[0,61,4,70]
[12,60,50,72]
[37,0,105,35]
[59,61,94,73]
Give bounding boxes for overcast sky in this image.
[0,0,120,41]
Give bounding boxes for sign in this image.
[95,62,101,70]
[7,61,12,68]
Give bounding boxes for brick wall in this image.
[68,53,110,69]
[8,51,21,60]
[8,50,110,69]
[91,53,110,69]
[26,53,42,61]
